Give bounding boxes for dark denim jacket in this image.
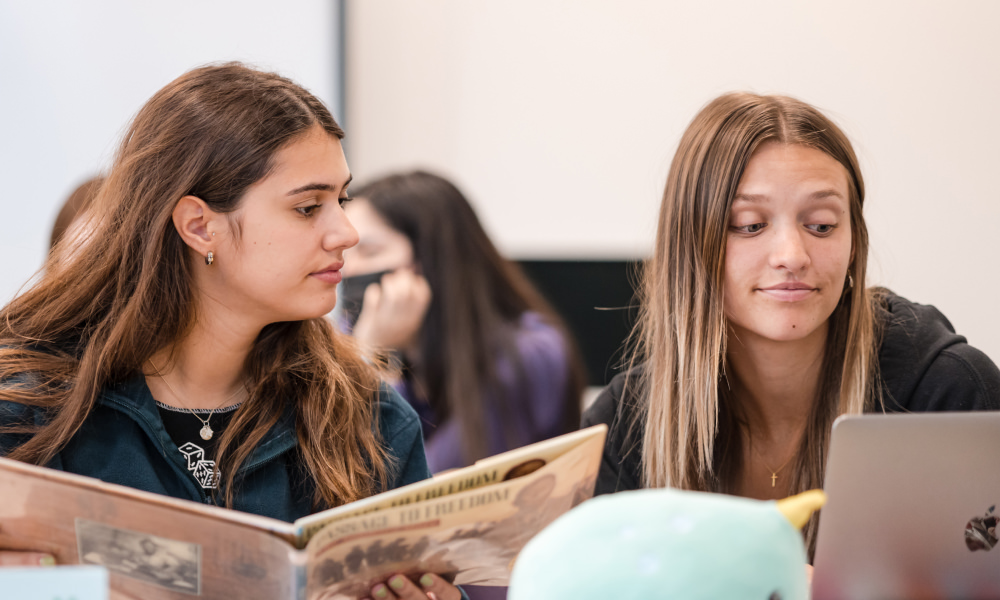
[0,373,432,521]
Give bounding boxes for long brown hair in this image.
[354,171,585,464]
[628,92,882,552]
[0,63,388,508]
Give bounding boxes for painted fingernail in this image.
[373,584,388,598]
[39,555,56,567]
[389,575,406,590]
[420,574,434,588]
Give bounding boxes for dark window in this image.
[518,260,640,386]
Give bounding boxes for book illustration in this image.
[305,444,601,600]
[965,505,998,551]
[76,519,201,595]
[501,459,546,480]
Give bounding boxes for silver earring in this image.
[848,273,854,288]
[205,251,214,266]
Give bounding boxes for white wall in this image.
[0,0,340,303]
[346,0,1000,362]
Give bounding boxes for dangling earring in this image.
[205,251,214,266]
[847,273,854,289]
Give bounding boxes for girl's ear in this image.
[172,195,221,259]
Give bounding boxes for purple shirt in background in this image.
[396,311,572,473]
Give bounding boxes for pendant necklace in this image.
[148,361,246,441]
[749,439,797,488]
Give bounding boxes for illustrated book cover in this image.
[0,425,606,599]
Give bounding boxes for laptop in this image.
[813,412,1000,599]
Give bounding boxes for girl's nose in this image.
[322,208,360,252]
[768,226,810,273]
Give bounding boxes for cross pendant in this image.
[770,472,777,487]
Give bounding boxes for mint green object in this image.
[509,489,815,600]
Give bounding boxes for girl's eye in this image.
[296,204,321,217]
[732,222,767,234]
[338,196,353,207]
[808,223,836,234]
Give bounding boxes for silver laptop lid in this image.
[813,412,1000,599]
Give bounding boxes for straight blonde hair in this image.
[628,92,882,552]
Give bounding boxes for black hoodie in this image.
[581,291,1000,495]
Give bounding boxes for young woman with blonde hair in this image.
[0,63,462,600]
[583,92,1000,556]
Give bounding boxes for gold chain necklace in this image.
[147,361,246,441]
[748,438,797,488]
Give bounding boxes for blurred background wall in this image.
[346,0,1000,363]
[1,1,998,363]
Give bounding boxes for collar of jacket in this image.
[102,373,299,476]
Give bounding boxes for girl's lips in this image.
[310,269,343,284]
[758,287,816,302]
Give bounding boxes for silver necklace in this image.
[147,361,246,441]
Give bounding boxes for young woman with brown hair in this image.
[0,63,461,600]
[339,171,586,473]
[582,92,1000,557]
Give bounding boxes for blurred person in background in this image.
[340,171,586,473]
[49,176,104,251]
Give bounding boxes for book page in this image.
[294,425,606,545]
[0,458,302,599]
[302,426,605,600]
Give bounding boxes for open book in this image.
[0,425,606,600]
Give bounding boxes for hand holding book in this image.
[363,572,459,600]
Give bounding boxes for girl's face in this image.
[206,125,358,325]
[723,142,853,345]
[341,199,415,276]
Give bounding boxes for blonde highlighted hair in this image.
[628,92,882,552]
